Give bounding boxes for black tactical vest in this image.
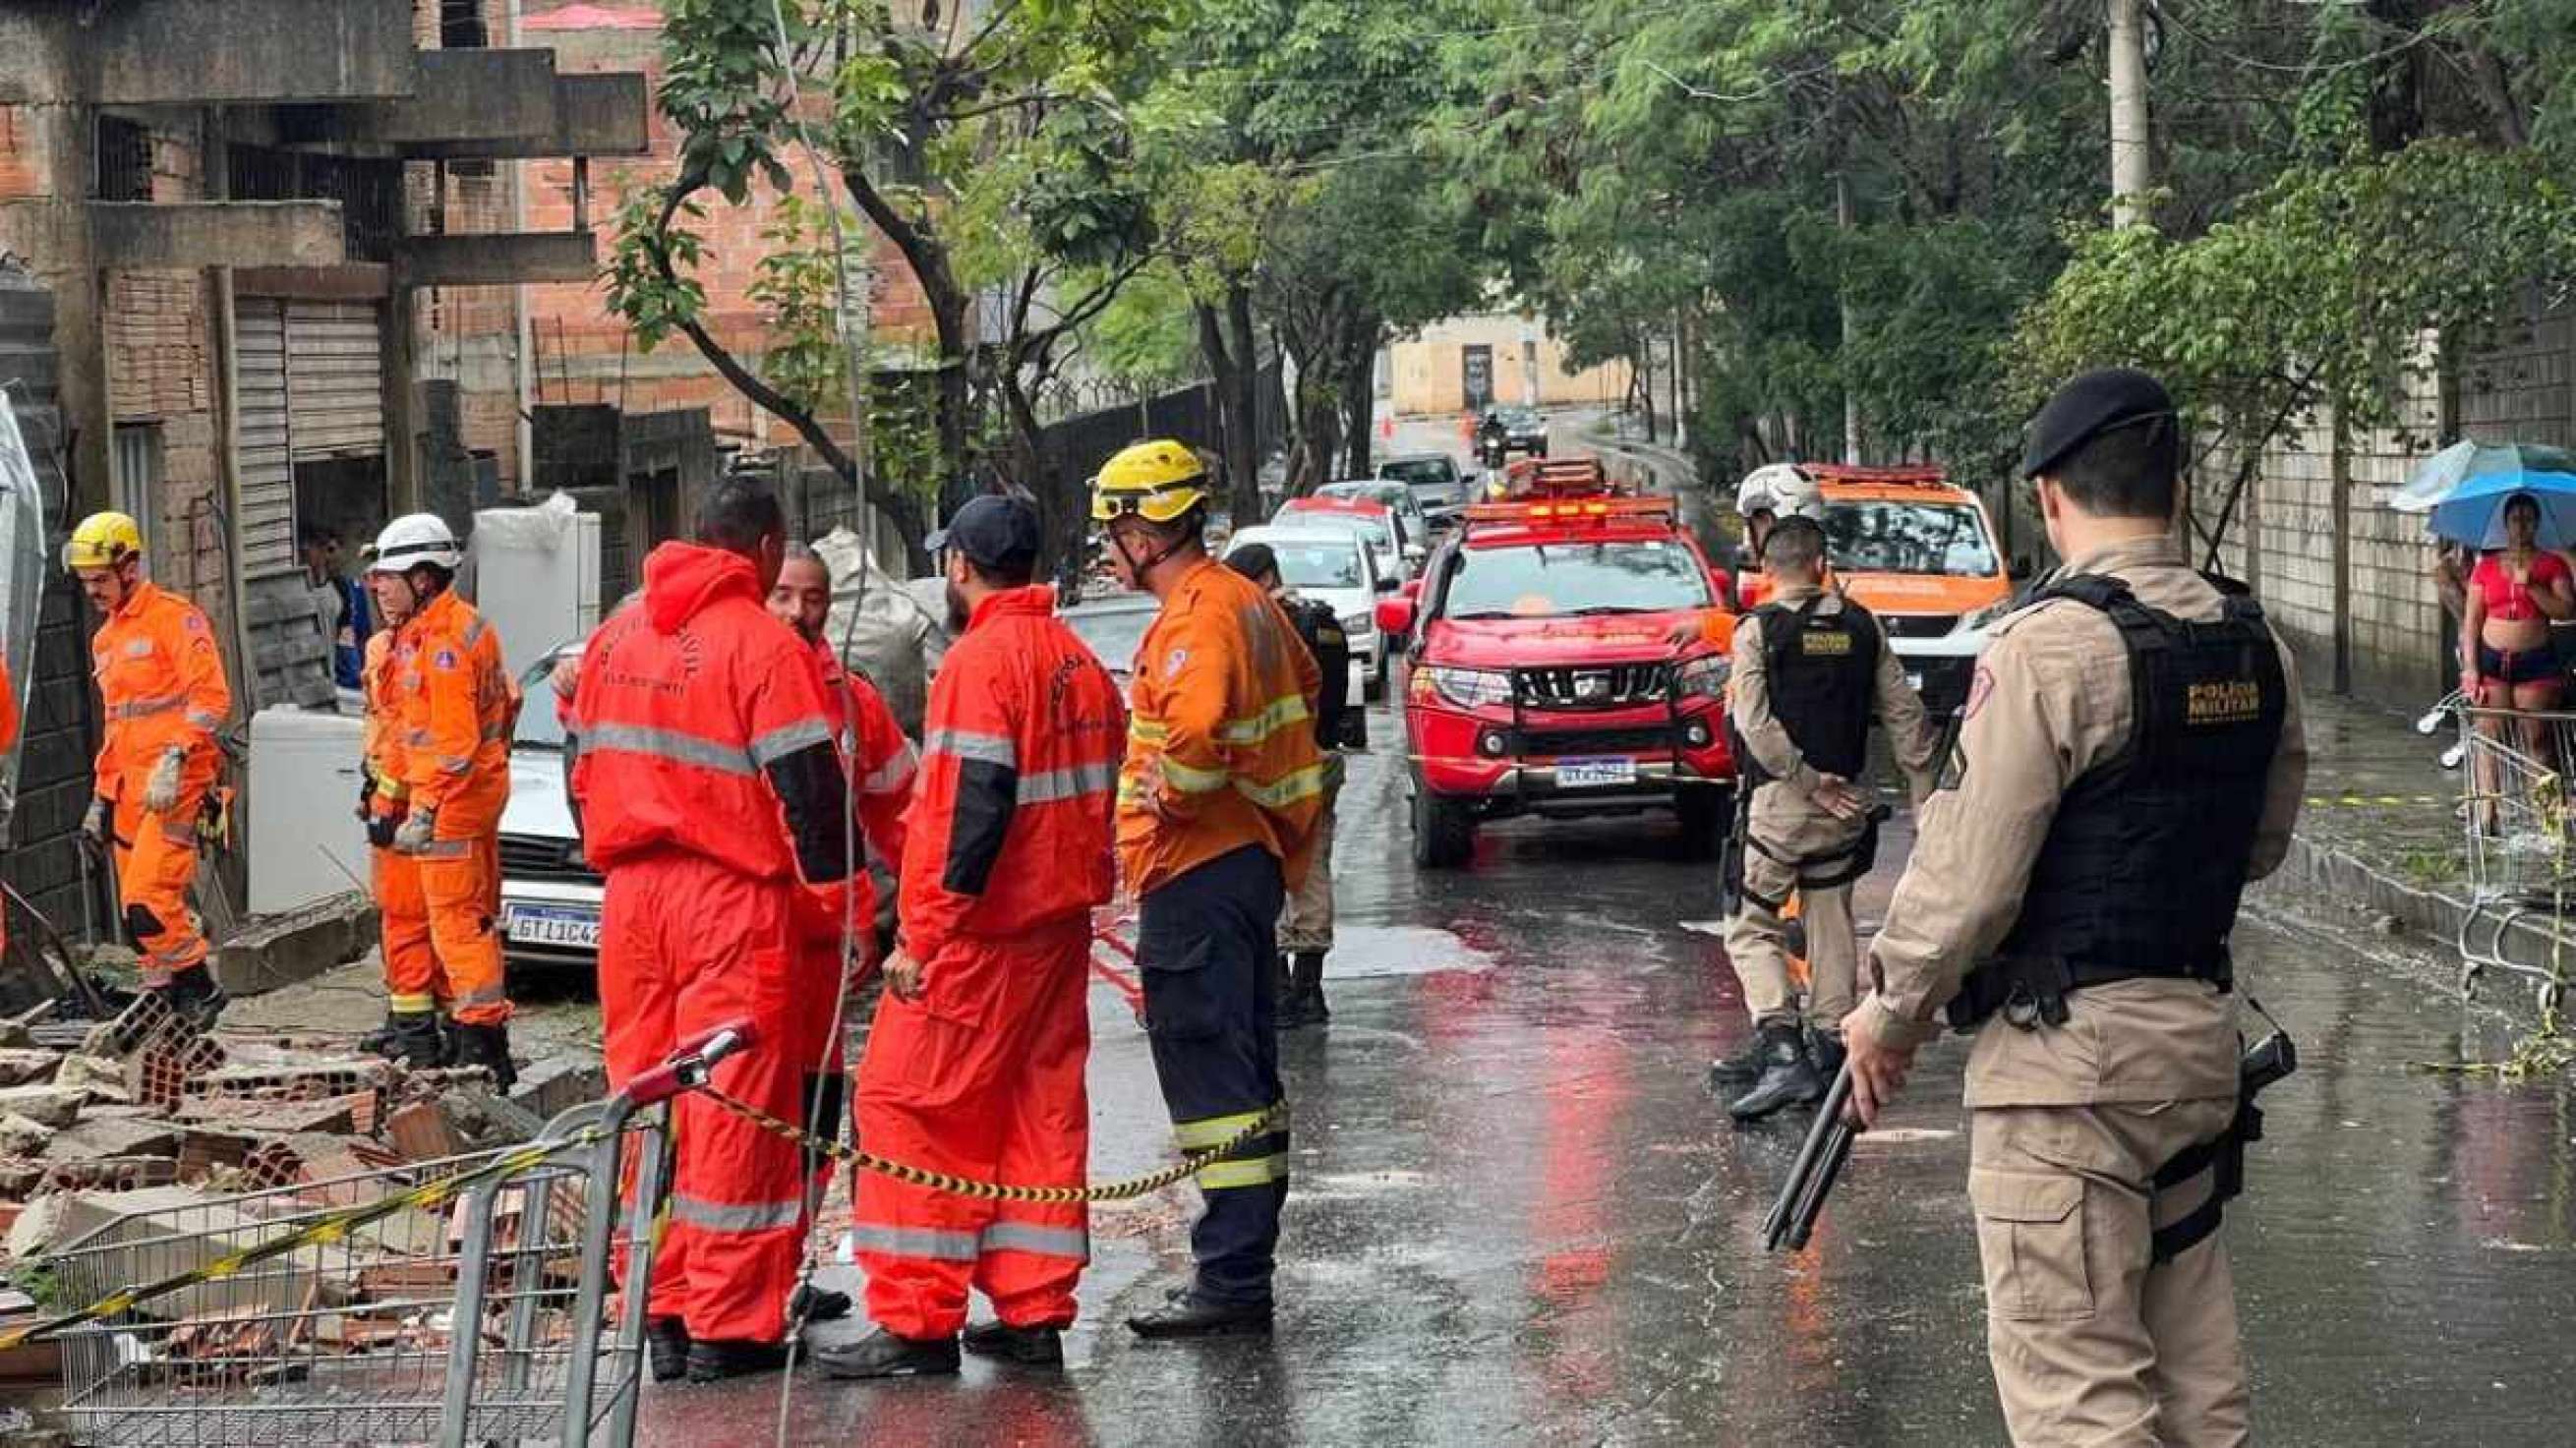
[1988,573,2287,979]
[1281,594,1350,750]
[1740,596,1879,783]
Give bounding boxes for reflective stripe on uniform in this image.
[1173,1104,1288,1150]
[109,692,186,720]
[1217,693,1310,746]
[672,1192,804,1234]
[926,728,1017,767]
[1129,718,1169,746]
[1159,756,1230,794]
[851,1223,980,1261]
[456,984,506,1007]
[582,722,755,776]
[157,819,195,844]
[387,991,439,1013]
[981,1222,1090,1259]
[861,743,919,795]
[437,754,472,776]
[1235,763,1325,810]
[1021,759,1117,804]
[1197,1155,1290,1190]
[416,839,475,859]
[184,709,223,731]
[747,717,834,768]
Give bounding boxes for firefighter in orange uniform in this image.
[819,494,1125,1379]
[1092,442,1323,1340]
[367,515,515,1085]
[68,511,230,1027]
[354,624,442,1065]
[765,541,914,1329]
[565,478,856,1383]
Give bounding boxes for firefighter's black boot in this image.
[451,1021,517,1092]
[386,1012,444,1070]
[1706,1032,1772,1090]
[815,1328,960,1379]
[1279,951,1329,1029]
[359,1013,404,1057]
[155,966,227,1033]
[646,1318,691,1382]
[1727,1022,1820,1123]
[963,1319,1065,1366]
[684,1338,799,1382]
[1806,1027,1847,1085]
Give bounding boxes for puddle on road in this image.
[1327,925,1496,978]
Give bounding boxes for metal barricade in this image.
[2455,706,2576,1018]
[42,1024,751,1447]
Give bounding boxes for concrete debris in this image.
[0,1089,81,1131]
[0,1052,59,1089]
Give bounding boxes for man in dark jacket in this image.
[1226,542,1350,1027]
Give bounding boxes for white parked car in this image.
[495,645,602,963]
[1222,524,1389,701]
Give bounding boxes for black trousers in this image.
[1138,843,1290,1305]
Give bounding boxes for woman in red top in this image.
[2460,492,2574,763]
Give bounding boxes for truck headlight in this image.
[1674,654,1731,701]
[1340,611,1372,637]
[1424,666,1511,710]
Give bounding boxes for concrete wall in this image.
[1388,314,1632,417]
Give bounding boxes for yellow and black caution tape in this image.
[703,1087,1284,1204]
[0,1128,610,1351]
[2305,793,2447,809]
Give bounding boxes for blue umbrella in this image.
[2394,440,2576,514]
[2428,468,2576,550]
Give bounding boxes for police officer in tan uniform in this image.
[1842,369,2309,1446]
[1714,514,1939,1121]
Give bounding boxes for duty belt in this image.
[1945,948,2233,1032]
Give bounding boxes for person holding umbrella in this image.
[2460,492,2574,767]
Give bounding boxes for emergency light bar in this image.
[1462,495,1679,528]
[1797,463,1949,487]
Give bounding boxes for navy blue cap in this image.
[926,493,1041,569]
[2021,368,2177,480]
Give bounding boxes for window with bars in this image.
[94,115,152,202]
[228,145,403,261]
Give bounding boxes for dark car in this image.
[1495,406,1551,458]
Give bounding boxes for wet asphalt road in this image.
[633,684,2576,1446]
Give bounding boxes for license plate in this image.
[1555,756,1636,789]
[502,902,602,951]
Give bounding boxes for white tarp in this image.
[810,528,945,737]
[0,398,45,830]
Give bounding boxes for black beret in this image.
[2021,368,2176,480]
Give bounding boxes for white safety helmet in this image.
[368,513,464,575]
[1734,463,1823,523]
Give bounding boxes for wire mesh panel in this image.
[48,1111,656,1447]
[2458,707,2576,905]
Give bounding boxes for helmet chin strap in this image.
[1113,521,1187,583]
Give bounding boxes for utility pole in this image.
[2107,0,2151,227]
[1837,173,1861,465]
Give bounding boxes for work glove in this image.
[365,802,405,850]
[393,806,437,855]
[142,747,184,815]
[356,766,378,823]
[81,797,109,851]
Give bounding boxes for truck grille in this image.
[1881,613,1960,639]
[1512,724,1676,758]
[1512,664,1669,710]
[498,834,601,886]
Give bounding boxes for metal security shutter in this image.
[234,299,296,579]
[283,300,384,462]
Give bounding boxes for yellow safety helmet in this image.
[63,511,145,572]
[1091,439,1210,525]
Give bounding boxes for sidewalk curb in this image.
[2281,832,2568,1022]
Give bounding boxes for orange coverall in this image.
[571,541,854,1345]
[89,581,229,987]
[361,629,439,1015]
[786,641,914,1176]
[855,583,1126,1340]
[383,589,513,1025]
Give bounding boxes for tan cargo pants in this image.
[1723,783,1864,1033]
[1279,751,1345,954]
[1969,1099,2250,1448]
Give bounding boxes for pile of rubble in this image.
[0,991,559,1384]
